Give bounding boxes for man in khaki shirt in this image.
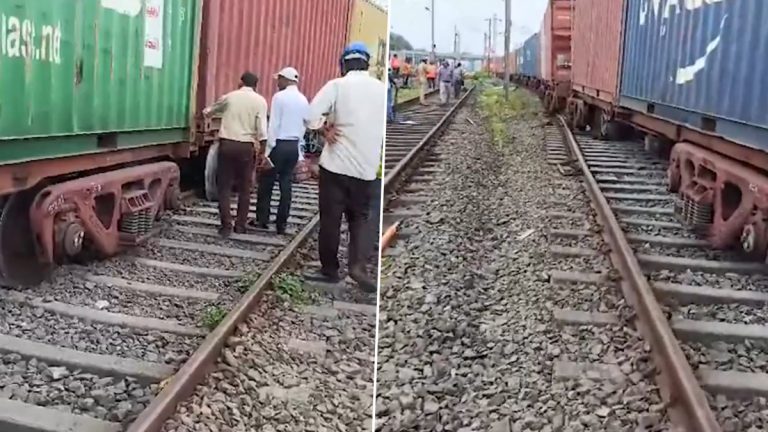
[416,58,429,105]
[203,71,268,237]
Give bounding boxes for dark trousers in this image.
[454,80,462,98]
[217,139,255,229]
[362,179,382,261]
[318,167,374,277]
[428,78,436,90]
[256,140,299,229]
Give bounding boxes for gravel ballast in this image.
[375,90,670,431]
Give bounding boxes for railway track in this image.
[382,89,473,243]
[0,181,339,431]
[546,113,768,431]
[376,85,768,430]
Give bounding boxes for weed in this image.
[477,86,536,149]
[201,305,227,331]
[273,272,314,305]
[235,271,261,294]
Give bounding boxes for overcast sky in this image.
[389,0,547,55]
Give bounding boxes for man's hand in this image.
[323,124,339,145]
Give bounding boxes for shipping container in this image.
[571,0,623,103]
[519,32,540,77]
[539,0,574,83]
[507,51,517,75]
[197,0,352,117]
[348,0,388,81]
[0,0,200,165]
[620,0,768,152]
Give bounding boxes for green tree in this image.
[389,32,413,51]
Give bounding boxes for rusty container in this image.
[348,0,388,81]
[196,0,353,127]
[539,0,574,83]
[571,0,624,103]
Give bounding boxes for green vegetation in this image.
[389,32,413,51]
[234,271,262,294]
[273,272,314,305]
[477,86,537,149]
[396,87,419,103]
[201,306,227,331]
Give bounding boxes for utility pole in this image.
[430,0,435,62]
[492,13,498,55]
[453,26,461,62]
[485,15,502,72]
[503,0,511,99]
[484,18,492,70]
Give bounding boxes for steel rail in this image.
[127,213,320,432]
[555,114,720,432]
[384,86,475,196]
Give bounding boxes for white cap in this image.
[275,67,299,82]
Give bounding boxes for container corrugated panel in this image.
[348,0,388,81]
[0,0,199,157]
[539,7,549,80]
[507,50,517,74]
[519,32,540,77]
[197,0,352,115]
[620,0,768,152]
[540,0,574,83]
[571,0,623,103]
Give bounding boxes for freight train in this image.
[504,0,768,263]
[0,0,386,287]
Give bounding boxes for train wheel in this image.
[0,187,53,287]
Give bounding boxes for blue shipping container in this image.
[519,32,540,77]
[620,0,768,152]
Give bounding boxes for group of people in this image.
[202,43,384,293]
[390,54,464,106]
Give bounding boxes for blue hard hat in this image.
[340,42,371,72]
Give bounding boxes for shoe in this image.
[349,267,377,293]
[248,219,269,230]
[304,270,341,284]
[276,225,286,235]
[234,225,247,234]
[218,226,232,238]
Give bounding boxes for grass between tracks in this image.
[478,85,537,149]
[396,87,419,103]
[273,272,316,305]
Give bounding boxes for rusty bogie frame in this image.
[669,142,768,260]
[29,162,181,265]
[513,75,768,264]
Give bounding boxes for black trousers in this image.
[256,140,299,229]
[318,167,374,277]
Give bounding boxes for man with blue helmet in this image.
[303,42,385,293]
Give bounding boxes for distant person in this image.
[390,53,401,77]
[453,61,464,98]
[438,60,453,105]
[203,71,268,237]
[387,67,397,123]
[254,67,308,235]
[417,58,429,105]
[427,61,437,90]
[304,42,385,293]
[402,60,412,87]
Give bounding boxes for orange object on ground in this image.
[380,221,400,253]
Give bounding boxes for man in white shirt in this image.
[254,67,309,235]
[303,42,385,293]
[203,72,268,237]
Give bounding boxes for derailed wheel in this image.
[0,188,53,287]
